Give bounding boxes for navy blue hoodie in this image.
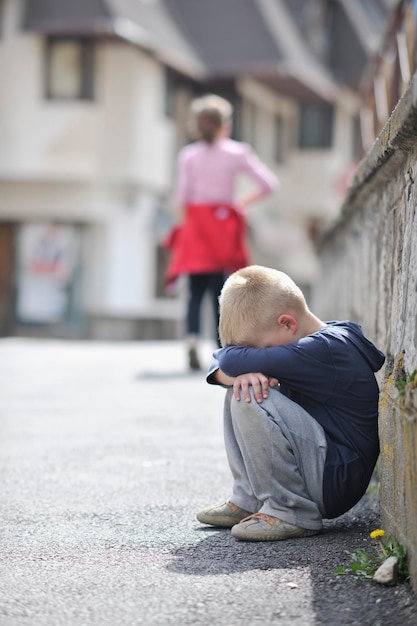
[208,321,385,519]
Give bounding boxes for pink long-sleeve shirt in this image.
[174,138,278,207]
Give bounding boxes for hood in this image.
[327,321,385,373]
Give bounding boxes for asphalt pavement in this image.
[0,337,416,626]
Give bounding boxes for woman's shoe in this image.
[188,347,201,370]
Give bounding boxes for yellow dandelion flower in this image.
[370,529,385,539]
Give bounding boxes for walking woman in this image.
[165,95,278,370]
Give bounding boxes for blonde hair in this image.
[219,265,308,346]
[189,94,233,144]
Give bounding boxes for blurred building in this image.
[0,0,396,339]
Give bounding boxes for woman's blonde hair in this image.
[189,94,233,144]
[219,265,308,346]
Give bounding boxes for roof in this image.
[280,0,395,86]
[23,0,112,35]
[167,0,283,75]
[23,0,206,78]
[166,0,338,100]
[23,0,393,100]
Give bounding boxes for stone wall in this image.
[311,73,417,589]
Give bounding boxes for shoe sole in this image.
[231,527,320,541]
[196,512,246,528]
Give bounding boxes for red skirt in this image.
[163,203,250,286]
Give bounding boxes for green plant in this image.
[334,547,381,579]
[395,368,417,398]
[334,529,409,582]
[384,535,409,580]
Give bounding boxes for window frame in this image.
[44,37,95,101]
[273,113,285,164]
[298,101,334,149]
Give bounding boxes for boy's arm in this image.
[214,343,323,386]
[207,356,279,402]
[214,342,336,402]
[206,356,234,387]
[208,368,235,386]
[214,345,282,379]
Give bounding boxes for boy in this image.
[197,265,385,541]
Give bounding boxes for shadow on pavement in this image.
[166,493,417,625]
[167,521,372,578]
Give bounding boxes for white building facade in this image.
[0,0,187,338]
[0,0,390,339]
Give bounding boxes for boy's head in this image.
[219,265,309,347]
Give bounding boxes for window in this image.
[0,0,4,38]
[274,114,285,163]
[16,223,81,325]
[243,100,258,149]
[164,68,176,118]
[45,38,94,100]
[298,102,334,149]
[351,114,363,160]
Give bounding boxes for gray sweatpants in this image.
[224,387,327,530]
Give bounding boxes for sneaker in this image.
[196,501,252,528]
[188,347,201,370]
[231,513,321,541]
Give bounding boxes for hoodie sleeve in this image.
[210,323,385,400]
[206,356,233,387]
[214,340,338,402]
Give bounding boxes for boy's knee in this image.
[231,388,265,421]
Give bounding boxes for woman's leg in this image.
[187,271,225,341]
[186,273,210,370]
[207,271,226,346]
[187,273,208,336]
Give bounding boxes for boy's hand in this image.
[233,373,279,403]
